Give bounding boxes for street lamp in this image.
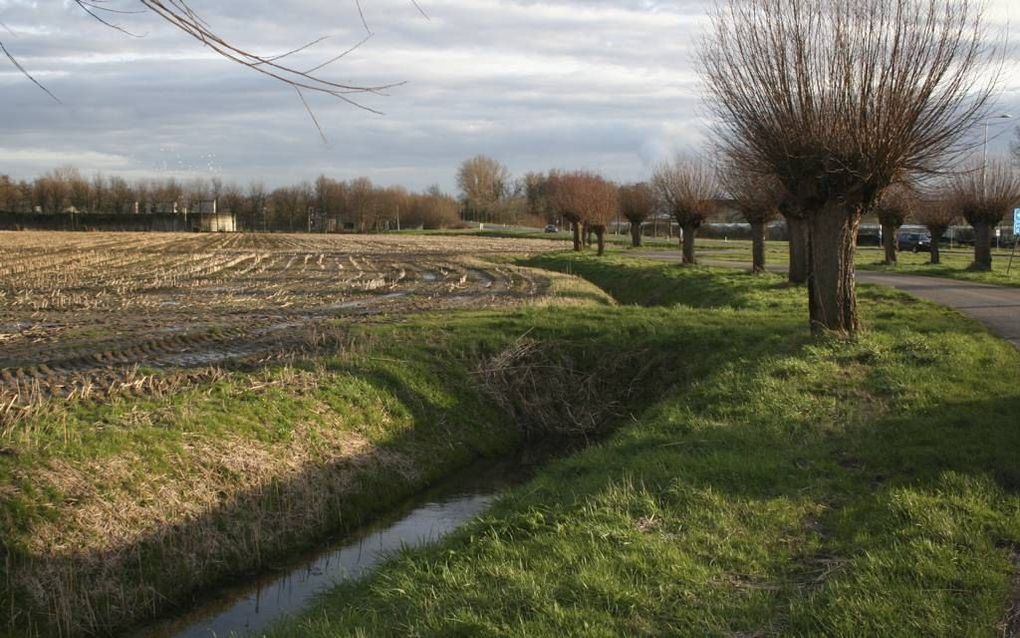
[982,113,1012,195]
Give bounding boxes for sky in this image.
[0,0,1017,193]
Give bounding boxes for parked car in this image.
[897,231,932,253]
[544,224,559,233]
[856,227,882,246]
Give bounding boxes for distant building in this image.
[195,212,235,232]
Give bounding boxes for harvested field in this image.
[0,231,565,410]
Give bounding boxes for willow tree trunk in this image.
[807,207,861,334]
[750,221,766,273]
[881,223,899,265]
[681,223,698,265]
[571,221,582,251]
[970,222,993,271]
[630,221,643,247]
[584,223,592,248]
[595,228,606,256]
[929,228,945,265]
[787,216,810,284]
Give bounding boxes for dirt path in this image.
[641,251,1020,349]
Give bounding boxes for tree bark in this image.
[682,222,698,264]
[751,221,766,273]
[571,221,582,251]
[881,222,899,265]
[630,221,642,247]
[970,222,992,271]
[786,216,810,284]
[929,228,944,265]
[807,206,861,334]
[596,228,606,256]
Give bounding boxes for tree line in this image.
[0,168,461,232]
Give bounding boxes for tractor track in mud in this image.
[0,232,559,405]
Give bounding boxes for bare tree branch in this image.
[2,1,422,118]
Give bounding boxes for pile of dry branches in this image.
[475,337,653,439]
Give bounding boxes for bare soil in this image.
[0,231,565,406]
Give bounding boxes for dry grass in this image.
[9,374,426,636]
[475,336,657,438]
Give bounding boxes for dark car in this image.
[544,224,559,233]
[896,231,932,253]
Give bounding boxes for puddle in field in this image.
[327,291,408,311]
[137,451,554,638]
[158,347,259,368]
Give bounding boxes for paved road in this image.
[641,251,1020,349]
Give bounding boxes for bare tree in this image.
[914,195,958,265]
[246,181,268,232]
[457,155,511,223]
[948,159,1020,271]
[874,184,919,266]
[652,157,719,265]
[720,168,782,273]
[619,183,657,248]
[701,0,997,333]
[523,172,556,224]
[549,172,585,252]
[548,172,618,255]
[407,187,460,229]
[582,175,620,256]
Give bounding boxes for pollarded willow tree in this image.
[720,167,783,273]
[948,159,1020,271]
[549,172,588,252]
[701,0,997,333]
[875,184,919,265]
[619,183,657,248]
[652,157,720,265]
[915,195,959,265]
[584,176,621,257]
[550,172,618,255]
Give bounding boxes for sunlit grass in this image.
[269,253,1020,637]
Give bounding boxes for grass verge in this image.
[268,253,1020,637]
[632,238,1020,287]
[0,266,667,637]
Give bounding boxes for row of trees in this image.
[875,163,1020,270]
[697,0,1008,334]
[0,169,461,232]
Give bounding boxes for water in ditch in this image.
[137,449,553,638]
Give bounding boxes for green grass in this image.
[633,237,1020,286]
[856,247,1020,287]
[267,253,1020,637]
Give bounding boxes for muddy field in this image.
[0,231,565,407]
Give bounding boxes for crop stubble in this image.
[0,231,564,409]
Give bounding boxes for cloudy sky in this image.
[0,0,1017,192]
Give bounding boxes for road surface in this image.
[641,252,1020,349]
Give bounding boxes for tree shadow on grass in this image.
[7,258,1017,637]
[520,253,797,310]
[268,296,1020,636]
[2,296,794,636]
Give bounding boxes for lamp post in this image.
[982,113,1011,195]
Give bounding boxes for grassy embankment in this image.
[270,253,1020,637]
[0,267,639,636]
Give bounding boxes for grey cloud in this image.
[0,0,1016,191]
